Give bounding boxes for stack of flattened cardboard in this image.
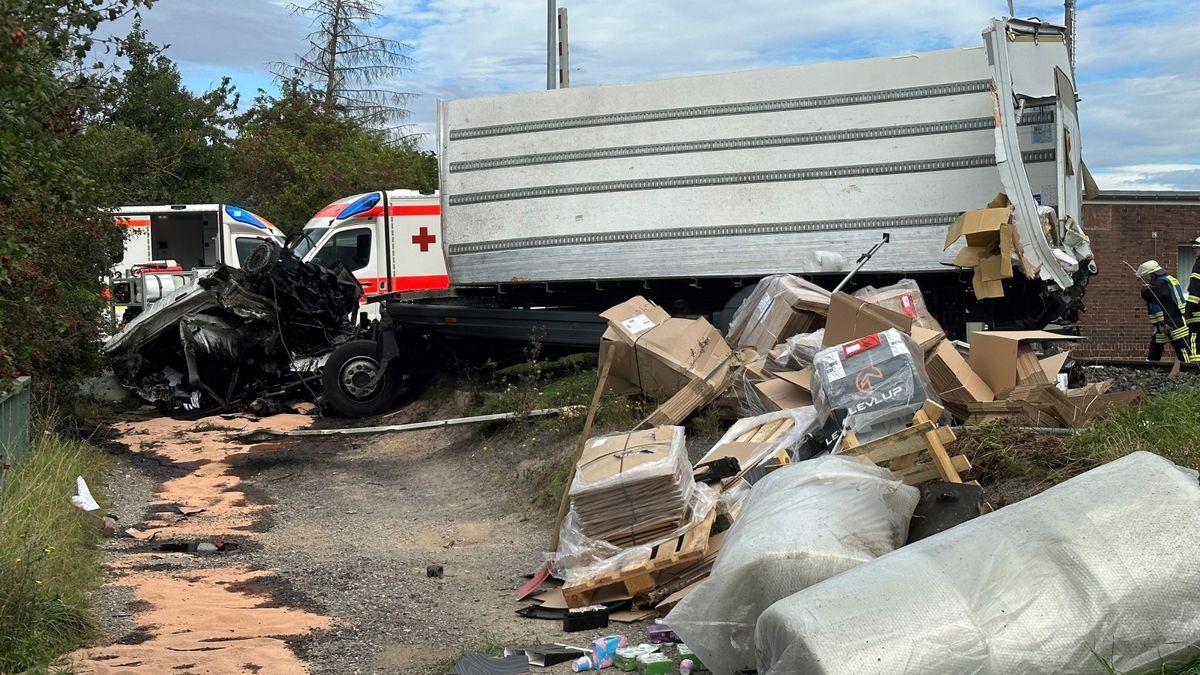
[569,426,694,547]
[599,297,746,425]
[726,275,830,352]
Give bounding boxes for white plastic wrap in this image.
[768,329,825,371]
[756,451,1200,675]
[726,274,829,352]
[812,328,933,439]
[853,279,943,333]
[666,456,919,675]
[701,408,822,475]
[554,483,716,583]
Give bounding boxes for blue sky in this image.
[107,0,1200,190]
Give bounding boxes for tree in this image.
[274,0,416,139]
[229,82,436,233]
[81,19,238,204]
[0,0,152,390]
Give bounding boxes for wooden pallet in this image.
[562,507,717,607]
[842,400,968,484]
[696,415,796,488]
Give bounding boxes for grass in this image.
[426,634,507,675]
[1073,387,1200,470]
[0,431,110,674]
[961,387,1200,497]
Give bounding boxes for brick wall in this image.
[1077,201,1200,358]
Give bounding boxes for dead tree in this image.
[274,0,417,140]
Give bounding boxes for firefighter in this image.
[1137,260,1193,362]
[1186,236,1200,349]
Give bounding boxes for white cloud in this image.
[1092,164,1200,191]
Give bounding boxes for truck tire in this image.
[321,339,400,417]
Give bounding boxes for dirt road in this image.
[75,398,646,674]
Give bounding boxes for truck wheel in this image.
[321,340,400,417]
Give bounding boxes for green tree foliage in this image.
[229,81,436,233]
[81,19,237,204]
[0,0,152,387]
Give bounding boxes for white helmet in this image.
[1136,260,1162,278]
[1192,236,1200,247]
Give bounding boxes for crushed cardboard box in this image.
[968,331,1078,394]
[726,275,830,352]
[945,194,1017,299]
[600,297,747,425]
[854,280,945,334]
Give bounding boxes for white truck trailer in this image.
[302,17,1095,416]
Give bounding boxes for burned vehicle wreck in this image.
[104,241,362,412]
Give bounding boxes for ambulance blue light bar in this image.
[337,193,381,220]
[224,205,268,229]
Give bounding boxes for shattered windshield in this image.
[289,227,328,259]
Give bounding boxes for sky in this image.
[104,0,1200,191]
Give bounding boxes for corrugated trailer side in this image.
[437,22,1081,289]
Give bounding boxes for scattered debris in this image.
[446,653,529,675]
[426,564,444,578]
[104,240,361,412]
[503,644,590,668]
[156,540,239,553]
[562,604,609,633]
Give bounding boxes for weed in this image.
[426,634,507,675]
[0,433,109,673]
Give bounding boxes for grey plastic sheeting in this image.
[756,451,1200,675]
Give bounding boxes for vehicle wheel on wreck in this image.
[321,339,402,417]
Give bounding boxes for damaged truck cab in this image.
[309,16,1097,417]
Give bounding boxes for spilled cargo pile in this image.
[103,240,362,413]
[511,273,1193,675]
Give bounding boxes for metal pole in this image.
[832,233,890,294]
[557,7,570,88]
[1064,0,1077,74]
[547,0,557,90]
[1007,0,1015,16]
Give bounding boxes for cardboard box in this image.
[968,331,1078,393]
[726,275,830,352]
[600,297,734,402]
[926,340,994,405]
[822,292,914,347]
[945,196,1017,300]
[753,377,812,411]
[854,281,945,334]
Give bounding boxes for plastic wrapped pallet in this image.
[567,426,694,547]
[666,456,919,675]
[755,451,1200,675]
[853,279,944,334]
[812,328,932,440]
[726,275,830,353]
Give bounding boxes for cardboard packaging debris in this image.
[600,296,745,425]
[755,452,1200,675]
[726,275,830,352]
[822,292,916,347]
[968,331,1078,394]
[567,426,694,547]
[926,340,995,409]
[944,193,1017,300]
[752,370,813,411]
[854,280,944,333]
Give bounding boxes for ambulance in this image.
[110,204,285,322]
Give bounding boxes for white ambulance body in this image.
[113,204,285,277]
[294,190,448,300]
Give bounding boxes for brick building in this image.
[1077,191,1200,358]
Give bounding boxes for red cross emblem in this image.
[412,226,437,252]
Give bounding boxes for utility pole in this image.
[557,7,570,88]
[546,0,557,90]
[1064,0,1077,74]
